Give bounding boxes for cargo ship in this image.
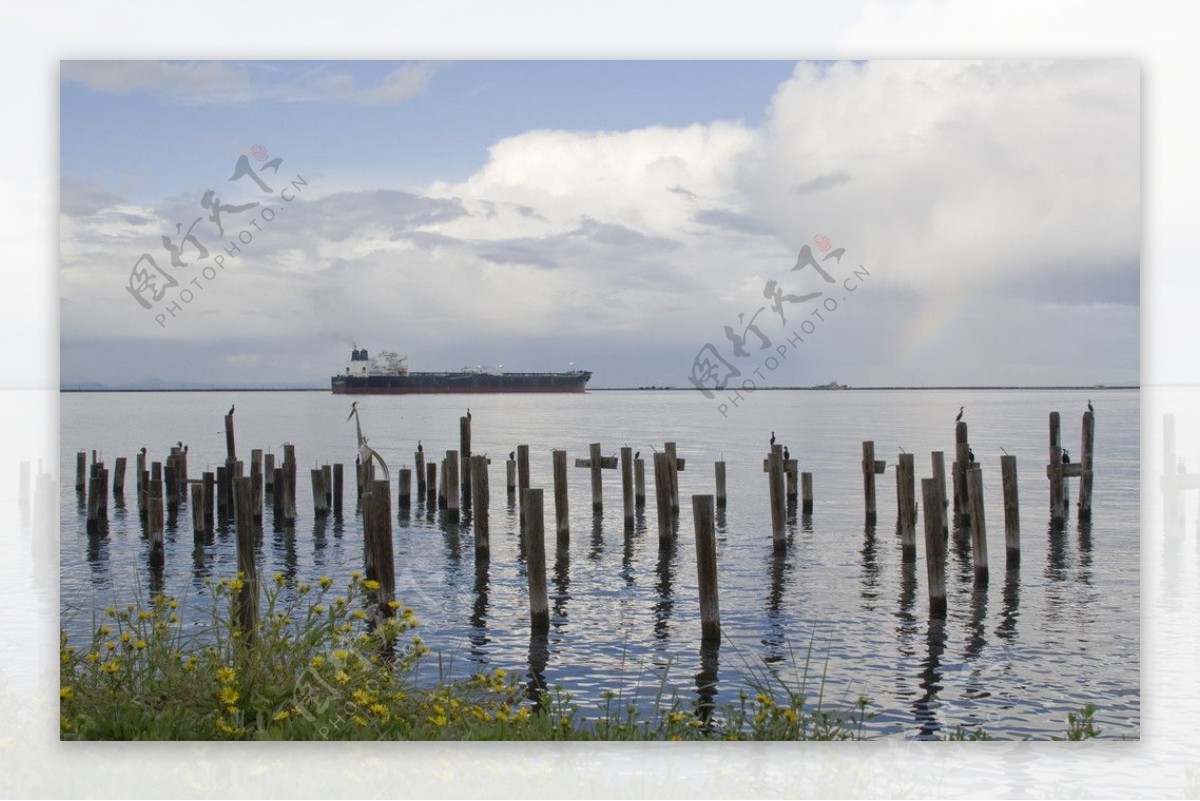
[331,348,591,394]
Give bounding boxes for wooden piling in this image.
[768,446,786,552]
[785,459,798,502]
[634,458,646,508]
[589,442,604,512]
[216,465,229,520]
[801,471,813,515]
[862,441,878,526]
[692,494,720,643]
[931,451,948,535]
[332,463,344,516]
[191,483,205,544]
[552,450,570,543]
[953,422,970,519]
[921,478,947,617]
[398,468,412,512]
[621,446,634,526]
[147,481,164,568]
[445,450,461,521]
[897,452,916,561]
[233,476,258,633]
[365,479,396,618]
[460,415,472,510]
[135,450,146,501]
[164,460,177,507]
[966,465,988,585]
[425,462,437,509]
[653,451,673,542]
[1048,412,1065,525]
[264,453,275,492]
[202,471,215,531]
[86,467,102,531]
[414,449,426,498]
[506,458,517,498]
[98,466,109,520]
[665,442,680,513]
[471,454,489,557]
[311,469,329,516]
[76,451,86,493]
[250,450,263,523]
[715,461,727,508]
[271,467,284,517]
[1001,454,1020,568]
[282,444,297,524]
[1079,411,1095,520]
[517,445,531,521]
[224,412,237,464]
[521,488,550,633]
[113,456,126,496]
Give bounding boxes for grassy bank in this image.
[59,574,1099,741]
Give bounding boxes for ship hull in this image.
[331,371,591,394]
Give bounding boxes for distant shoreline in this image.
[60,385,1139,393]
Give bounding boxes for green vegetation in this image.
[59,576,1102,741]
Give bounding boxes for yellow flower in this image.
[104,607,117,617]
[370,703,389,717]
[272,709,290,722]
[97,626,112,637]
[297,583,312,595]
[85,651,100,663]
[228,579,244,593]
[273,572,284,586]
[101,660,120,674]
[134,640,147,650]
[352,689,373,707]
[351,610,367,620]
[353,715,368,727]
[220,686,240,706]
[168,599,179,609]
[334,670,350,684]
[362,579,380,591]
[105,641,117,651]
[514,708,530,722]
[310,656,325,668]
[428,713,448,727]
[312,604,326,615]
[215,717,237,735]
[169,614,180,624]
[216,666,237,683]
[335,596,347,607]
[60,686,73,700]
[333,650,348,661]
[138,610,154,621]
[119,632,131,644]
[783,709,799,724]
[387,600,400,609]
[317,576,333,590]
[350,571,362,581]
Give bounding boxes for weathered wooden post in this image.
[692,494,720,643]
[75,451,86,493]
[414,448,426,499]
[234,476,258,634]
[148,479,164,568]
[398,468,412,512]
[714,461,727,508]
[163,457,177,508]
[634,457,646,508]
[224,411,237,464]
[552,450,570,543]
[311,469,329,516]
[264,453,275,493]
[271,467,284,518]
[966,464,988,585]
[322,464,332,509]
[113,456,127,496]
[216,465,229,521]
[425,462,437,509]
[202,471,215,532]
[506,455,517,499]
[862,441,879,526]
[190,483,205,544]
[135,449,146,505]
[921,478,947,617]
[98,465,109,521]
[653,451,673,542]
[785,458,798,503]
[471,454,490,558]
[767,446,786,552]
[437,454,447,508]
[575,443,617,512]
[460,415,472,511]
[1048,412,1066,526]
[282,444,297,524]
[801,471,813,515]
[1079,411,1095,520]
[953,422,970,519]
[177,446,188,500]
[517,445,531,521]
[931,451,949,536]
[250,450,263,524]
[522,488,550,632]
[620,446,635,527]
[897,452,917,562]
[332,463,344,517]
[664,442,681,513]
[445,450,461,522]
[1001,454,1020,568]
[366,479,396,618]
[86,464,102,533]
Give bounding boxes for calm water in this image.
[59,388,1139,739]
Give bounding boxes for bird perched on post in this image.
[1062,449,1071,464]
[770,431,776,446]
[783,446,790,461]
[1087,399,1094,414]
[968,448,976,463]
[417,440,423,453]
[467,408,472,421]
[509,451,515,462]
[229,404,235,417]
[634,451,640,460]
[955,406,964,423]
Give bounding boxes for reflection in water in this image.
[695,640,720,730]
[997,568,1020,641]
[962,585,990,702]
[590,512,604,562]
[272,525,299,585]
[950,519,972,585]
[1077,518,1093,584]
[621,526,635,587]
[469,559,490,663]
[913,615,948,738]
[1046,518,1068,583]
[553,543,571,623]
[896,559,918,647]
[527,630,550,712]
[654,539,676,642]
[860,525,879,609]
[763,552,789,665]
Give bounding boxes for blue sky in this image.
[59,59,1140,388]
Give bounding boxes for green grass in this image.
[59,575,1103,741]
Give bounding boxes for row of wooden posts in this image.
[75,409,1095,638]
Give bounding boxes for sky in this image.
[59,59,1140,389]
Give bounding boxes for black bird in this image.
[509,451,515,462]
[176,441,183,449]
[1062,449,1071,464]
[968,448,976,463]
[955,406,964,423]
[783,446,790,461]
[229,404,235,417]
[417,440,423,453]
[1087,399,1094,414]
[183,445,188,454]
[467,408,472,421]
[770,431,776,446]
[634,451,640,460]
